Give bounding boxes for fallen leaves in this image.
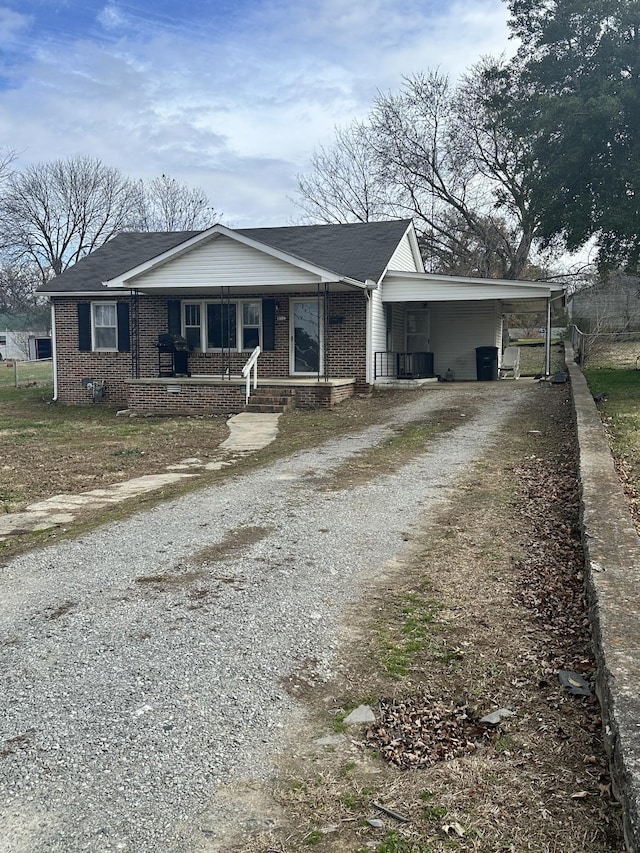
[366,696,493,769]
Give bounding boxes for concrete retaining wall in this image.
[567,344,640,852]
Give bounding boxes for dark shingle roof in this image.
[39,220,413,293]
[38,231,200,293]
[237,219,412,283]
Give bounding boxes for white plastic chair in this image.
[499,346,521,379]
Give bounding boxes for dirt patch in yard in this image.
[218,384,624,853]
[0,388,420,516]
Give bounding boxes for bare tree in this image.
[0,155,138,282]
[0,261,43,313]
[371,67,546,278]
[295,64,548,279]
[295,122,399,224]
[132,174,217,231]
[0,147,16,196]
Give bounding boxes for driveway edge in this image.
[566,344,640,852]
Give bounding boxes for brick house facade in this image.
[42,220,562,413]
[52,289,367,411]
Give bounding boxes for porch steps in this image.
[244,390,296,414]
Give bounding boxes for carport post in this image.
[544,297,552,376]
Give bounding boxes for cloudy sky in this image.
[0,0,514,227]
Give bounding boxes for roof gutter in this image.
[40,289,131,298]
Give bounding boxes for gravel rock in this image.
[0,384,527,851]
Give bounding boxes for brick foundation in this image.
[125,379,356,415]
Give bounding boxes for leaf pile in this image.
[366,696,492,769]
[511,454,593,675]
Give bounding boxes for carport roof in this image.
[382,270,563,307]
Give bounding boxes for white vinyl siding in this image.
[389,305,405,352]
[369,287,386,381]
[386,233,421,273]
[430,301,501,380]
[382,274,551,303]
[132,235,320,290]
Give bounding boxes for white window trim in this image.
[91,301,118,352]
[182,299,263,352]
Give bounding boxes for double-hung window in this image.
[92,303,117,351]
[77,301,129,353]
[182,300,262,351]
[184,303,202,351]
[241,302,260,350]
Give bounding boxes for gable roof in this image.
[237,220,413,283]
[38,220,413,294]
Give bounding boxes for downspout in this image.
[544,296,552,377]
[50,300,58,402]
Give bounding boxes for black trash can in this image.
[475,346,499,381]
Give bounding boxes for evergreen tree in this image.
[505,0,640,270]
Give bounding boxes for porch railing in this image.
[375,351,435,380]
[241,345,261,404]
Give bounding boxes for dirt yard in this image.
[0,386,437,515]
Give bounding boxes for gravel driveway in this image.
[0,383,530,852]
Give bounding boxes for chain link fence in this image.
[570,324,640,367]
[0,358,53,389]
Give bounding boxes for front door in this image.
[405,308,430,352]
[290,299,323,375]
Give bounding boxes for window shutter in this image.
[78,303,91,351]
[167,300,181,336]
[117,302,130,352]
[262,299,276,351]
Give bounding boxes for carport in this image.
[375,271,565,381]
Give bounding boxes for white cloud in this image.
[97,4,128,32]
[0,6,32,56]
[0,0,514,226]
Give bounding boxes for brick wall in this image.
[126,380,356,415]
[53,290,368,406]
[126,381,245,415]
[54,297,133,405]
[323,291,367,383]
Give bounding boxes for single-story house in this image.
[39,219,563,413]
[0,312,52,361]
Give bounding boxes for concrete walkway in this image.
[0,412,281,541]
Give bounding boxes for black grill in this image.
[156,334,191,377]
